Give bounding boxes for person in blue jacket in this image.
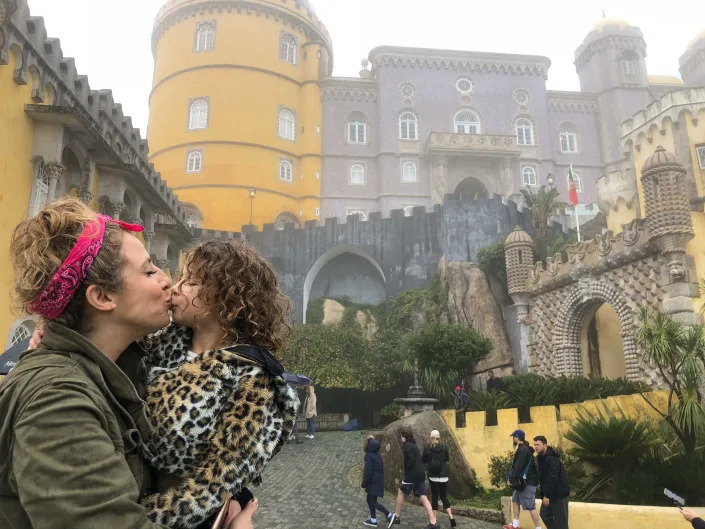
[360,435,394,527]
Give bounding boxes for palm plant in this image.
[635,309,705,457]
[520,185,568,260]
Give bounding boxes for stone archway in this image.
[455,177,489,200]
[552,278,641,380]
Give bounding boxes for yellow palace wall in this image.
[0,49,38,346]
[148,1,328,231]
[439,391,668,489]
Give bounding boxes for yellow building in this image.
[148,0,333,231]
[0,0,190,352]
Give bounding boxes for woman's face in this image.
[110,233,172,337]
[170,263,216,328]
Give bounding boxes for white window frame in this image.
[349,163,366,185]
[188,98,209,131]
[399,111,418,140]
[401,160,418,183]
[696,145,705,169]
[567,169,582,192]
[346,208,368,221]
[454,110,481,134]
[279,159,293,183]
[559,124,579,153]
[516,118,534,146]
[621,59,636,76]
[521,165,537,186]
[278,108,296,141]
[402,204,416,217]
[29,162,50,218]
[347,120,366,144]
[7,319,35,349]
[186,150,203,173]
[280,32,297,65]
[194,21,216,52]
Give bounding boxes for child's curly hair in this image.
[183,239,292,352]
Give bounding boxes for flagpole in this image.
[570,163,581,242]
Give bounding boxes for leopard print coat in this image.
[138,323,298,528]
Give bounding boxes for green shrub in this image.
[477,239,506,278]
[487,451,513,494]
[306,298,325,324]
[465,390,510,425]
[380,403,404,421]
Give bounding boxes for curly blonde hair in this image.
[182,239,292,353]
[10,197,125,333]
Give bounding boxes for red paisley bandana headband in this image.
[30,214,144,320]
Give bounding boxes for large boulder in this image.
[440,260,514,375]
[379,411,476,499]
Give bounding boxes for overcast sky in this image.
[25,0,705,134]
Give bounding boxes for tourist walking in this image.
[390,428,439,529]
[503,429,542,529]
[304,384,317,439]
[360,435,394,527]
[682,509,705,528]
[534,436,570,529]
[422,430,457,528]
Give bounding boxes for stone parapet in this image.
[595,169,638,214]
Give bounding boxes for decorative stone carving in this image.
[109,202,126,220]
[77,186,93,205]
[431,156,448,205]
[43,162,65,183]
[546,253,562,276]
[143,231,156,243]
[504,227,534,296]
[529,261,543,284]
[621,219,640,246]
[156,259,170,272]
[595,232,613,256]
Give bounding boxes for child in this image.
[361,435,394,527]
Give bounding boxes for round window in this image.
[399,83,416,98]
[456,78,473,95]
[514,89,530,105]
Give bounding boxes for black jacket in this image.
[536,446,570,499]
[361,439,385,497]
[487,377,504,392]
[509,443,539,487]
[422,443,450,479]
[693,518,705,529]
[402,439,425,483]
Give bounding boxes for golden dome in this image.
[505,226,533,246]
[687,29,705,50]
[592,18,630,32]
[648,74,684,86]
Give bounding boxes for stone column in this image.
[108,201,126,220]
[431,156,448,205]
[43,162,65,202]
[77,186,93,205]
[143,231,156,253]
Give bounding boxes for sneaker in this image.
[425,524,439,529]
[387,513,396,528]
[309,435,315,439]
[364,520,377,527]
[449,519,457,528]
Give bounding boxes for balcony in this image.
[426,132,520,157]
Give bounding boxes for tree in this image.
[635,309,705,456]
[404,322,492,402]
[520,185,567,260]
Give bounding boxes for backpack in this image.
[509,458,533,491]
[428,447,445,476]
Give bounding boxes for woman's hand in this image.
[29,326,45,349]
[682,509,698,522]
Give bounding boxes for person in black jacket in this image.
[533,436,570,529]
[391,428,439,529]
[503,430,542,529]
[360,436,394,527]
[422,430,457,528]
[682,509,705,529]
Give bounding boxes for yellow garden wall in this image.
[503,497,704,529]
[439,391,668,488]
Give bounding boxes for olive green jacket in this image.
[0,323,168,529]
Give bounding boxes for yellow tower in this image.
[148,0,332,230]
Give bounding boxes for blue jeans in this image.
[307,417,316,436]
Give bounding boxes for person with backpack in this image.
[533,436,570,529]
[360,435,394,527]
[503,430,542,529]
[422,430,457,528]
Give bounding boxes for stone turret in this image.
[680,30,705,87]
[641,146,698,324]
[505,226,534,322]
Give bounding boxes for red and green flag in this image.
[568,165,579,206]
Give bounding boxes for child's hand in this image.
[29,326,45,349]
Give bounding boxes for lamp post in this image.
[546,173,554,187]
[248,188,256,225]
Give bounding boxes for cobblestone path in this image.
[254,431,499,529]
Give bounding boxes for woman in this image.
[422,430,456,528]
[0,198,173,529]
[137,239,298,528]
[304,385,317,439]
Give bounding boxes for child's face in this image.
[170,265,216,328]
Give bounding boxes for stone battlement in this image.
[0,0,191,231]
[621,87,705,140]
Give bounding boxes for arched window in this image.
[454,110,481,134]
[275,212,300,230]
[279,159,293,182]
[522,166,537,186]
[402,161,418,182]
[188,98,209,131]
[515,118,534,146]
[559,123,578,153]
[399,111,418,140]
[29,162,50,218]
[278,108,296,141]
[347,111,367,144]
[186,150,203,173]
[195,21,216,52]
[349,164,365,185]
[280,32,297,65]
